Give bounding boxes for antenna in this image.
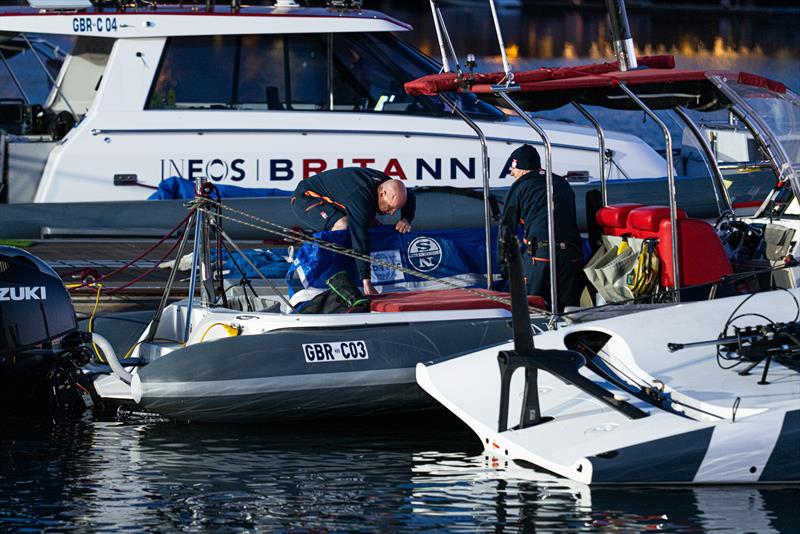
[488,0,513,84]
[427,1,461,73]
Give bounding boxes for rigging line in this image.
[586,345,650,391]
[718,292,761,366]
[776,287,800,322]
[104,234,184,295]
[588,345,726,420]
[197,203,550,317]
[67,212,192,291]
[668,397,726,420]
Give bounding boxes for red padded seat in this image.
[595,203,644,236]
[370,289,546,312]
[595,204,732,289]
[622,206,730,288]
[626,205,687,234]
[654,218,733,288]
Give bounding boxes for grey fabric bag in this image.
[583,236,641,303]
[763,224,795,261]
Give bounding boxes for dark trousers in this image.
[524,247,584,312]
[290,190,346,232]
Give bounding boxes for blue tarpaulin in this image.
[148,177,292,200]
[287,226,500,294]
[211,248,290,279]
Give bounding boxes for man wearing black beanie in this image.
[499,144,584,311]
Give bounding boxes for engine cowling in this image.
[0,246,78,354]
[0,246,92,414]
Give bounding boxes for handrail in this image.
[572,102,607,205]
[87,126,610,154]
[0,50,31,104]
[439,94,494,289]
[498,92,559,318]
[618,83,681,299]
[673,107,733,218]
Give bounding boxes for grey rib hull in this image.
[0,174,772,239]
[135,317,516,423]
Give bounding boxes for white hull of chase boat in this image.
[0,3,666,205]
[417,290,800,485]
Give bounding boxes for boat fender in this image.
[92,332,133,385]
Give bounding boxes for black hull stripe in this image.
[588,428,714,484]
[760,410,800,482]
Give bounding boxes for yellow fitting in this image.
[198,322,241,342]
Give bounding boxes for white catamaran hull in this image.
[417,290,800,485]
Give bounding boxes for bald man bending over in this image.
[291,167,416,295]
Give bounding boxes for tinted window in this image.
[148,35,236,109]
[331,34,427,113]
[147,32,505,121]
[236,34,326,110]
[360,33,504,120]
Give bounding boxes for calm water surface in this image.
[1,414,797,532]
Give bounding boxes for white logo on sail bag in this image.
[0,286,47,301]
[407,237,442,272]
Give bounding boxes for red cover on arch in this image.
[404,55,676,96]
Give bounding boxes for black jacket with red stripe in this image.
[297,167,416,279]
[500,169,581,254]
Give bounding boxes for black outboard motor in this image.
[0,246,95,414]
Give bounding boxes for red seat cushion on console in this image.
[626,205,688,233]
[369,289,546,312]
[595,203,644,236]
[656,218,733,288]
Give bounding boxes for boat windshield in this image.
[721,78,800,180]
[146,32,505,121]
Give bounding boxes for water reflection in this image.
[1,416,796,532]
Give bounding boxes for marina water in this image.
[1,414,797,532]
[2,2,799,531]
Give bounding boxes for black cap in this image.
[507,144,541,171]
